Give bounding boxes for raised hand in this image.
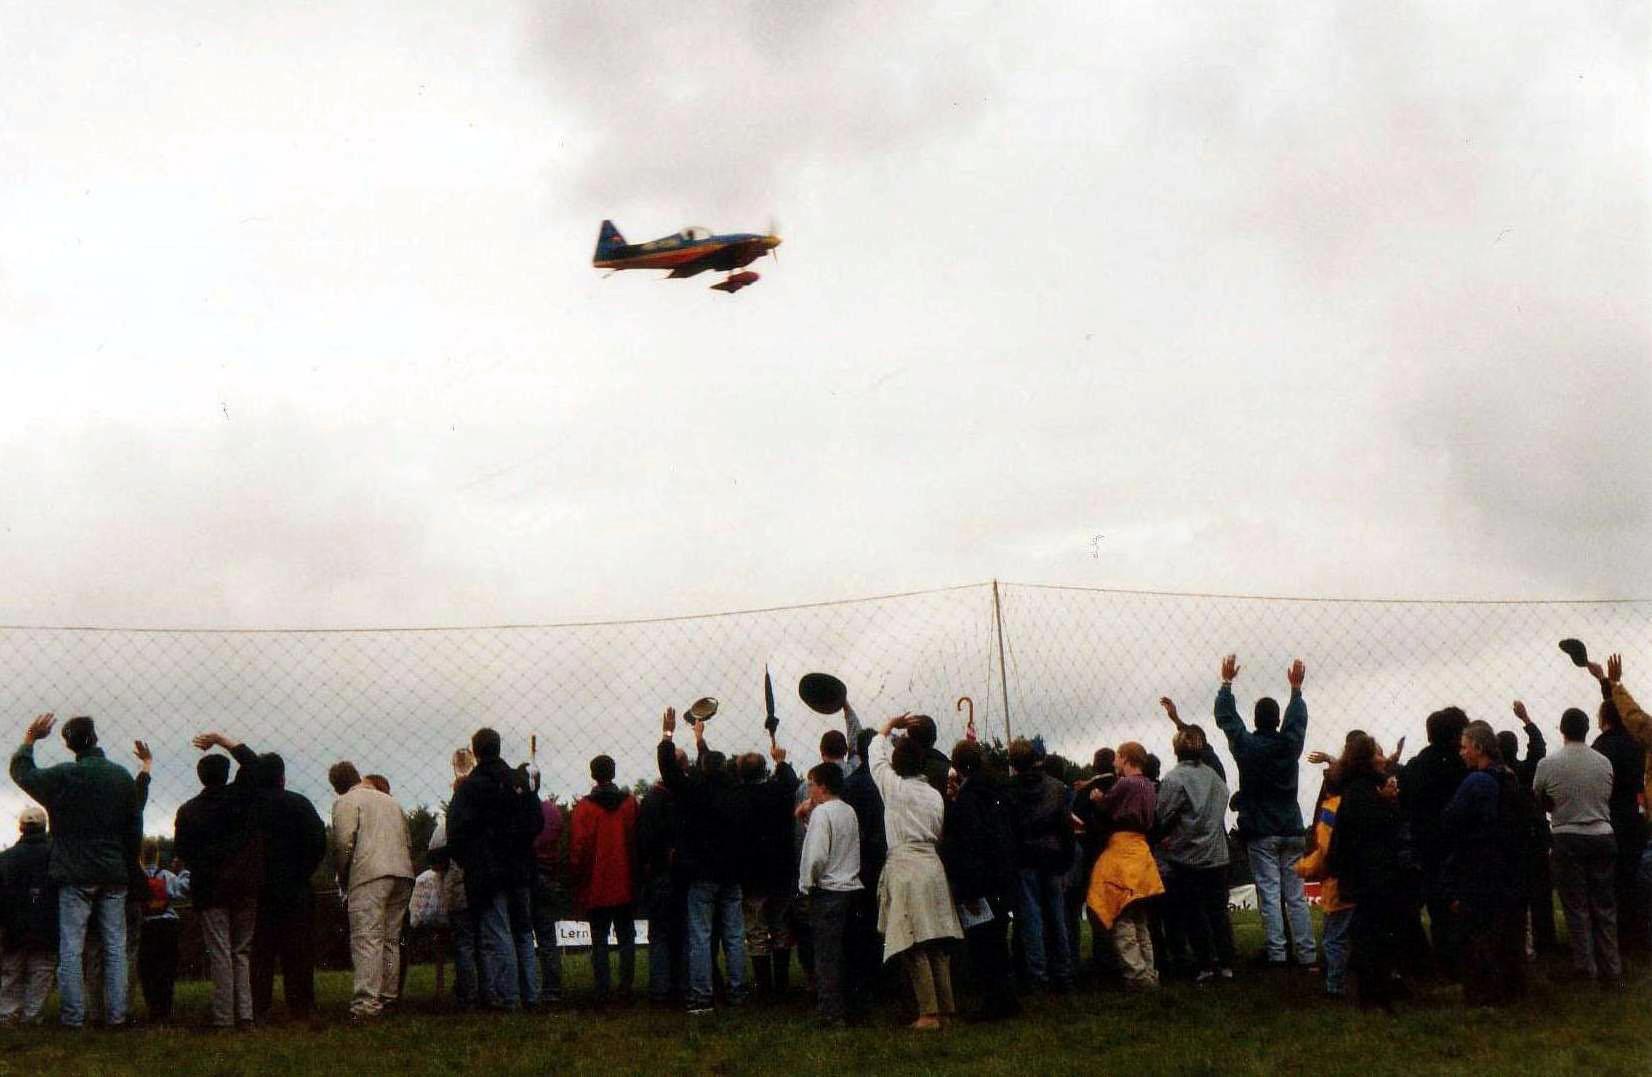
[1587,660,1605,681]
[769,742,787,764]
[661,706,676,734]
[1287,659,1306,689]
[880,712,913,736]
[1306,750,1332,766]
[133,740,153,774]
[1608,653,1622,684]
[24,713,55,745]
[1159,697,1184,728]
[692,718,707,744]
[1221,654,1241,683]
[1511,701,1531,725]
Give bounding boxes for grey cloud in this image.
[523,1,996,219]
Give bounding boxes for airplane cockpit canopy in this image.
[679,226,712,241]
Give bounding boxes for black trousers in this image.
[1460,897,1526,1007]
[1168,864,1234,971]
[1528,846,1558,953]
[1421,868,1460,978]
[137,917,181,1020]
[844,883,883,1016]
[1613,823,1649,958]
[963,897,1017,1018]
[1350,895,1406,1007]
[251,895,316,1019]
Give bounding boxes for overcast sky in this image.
[3,0,1649,635]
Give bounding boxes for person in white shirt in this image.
[798,762,862,1027]
[870,714,962,1031]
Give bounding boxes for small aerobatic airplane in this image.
[592,220,781,293]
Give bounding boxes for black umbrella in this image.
[764,665,779,741]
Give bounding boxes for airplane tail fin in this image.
[593,220,627,263]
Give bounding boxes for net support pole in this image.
[992,579,1012,741]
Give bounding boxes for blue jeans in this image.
[1321,907,1354,995]
[59,884,128,1028]
[685,880,746,1010]
[1248,837,1315,963]
[473,886,541,1010]
[1015,868,1072,985]
[452,912,479,1006]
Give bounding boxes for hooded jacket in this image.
[570,782,640,910]
[448,756,545,904]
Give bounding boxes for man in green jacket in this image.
[9,712,142,1028]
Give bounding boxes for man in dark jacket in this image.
[447,727,545,1011]
[656,707,749,1014]
[734,745,798,999]
[1442,720,1527,1006]
[840,727,886,1016]
[942,739,1019,1021]
[175,737,266,1029]
[1327,734,1408,1008]
[1006,736,1074,989]
[1504,703,1557,955]
[0,805,57,1024]
[1213,655,1313,968]
[1399,706,1469,977]
[239,744,326,1023]
[10,713,141,1029]
[637,749,687,1004]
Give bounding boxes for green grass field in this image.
[2,913,1649,1076]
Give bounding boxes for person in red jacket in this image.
[570,755,640,1003]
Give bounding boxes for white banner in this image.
[554,920,652,948]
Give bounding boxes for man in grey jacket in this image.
[1532,706,1619,985]
[1156,727,1235,982]
[329,761,414,1020]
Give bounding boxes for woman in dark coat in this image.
[1328,732,1410,1009]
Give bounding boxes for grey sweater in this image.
[1155,760,1231,869]
[1532,742,1614,836]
